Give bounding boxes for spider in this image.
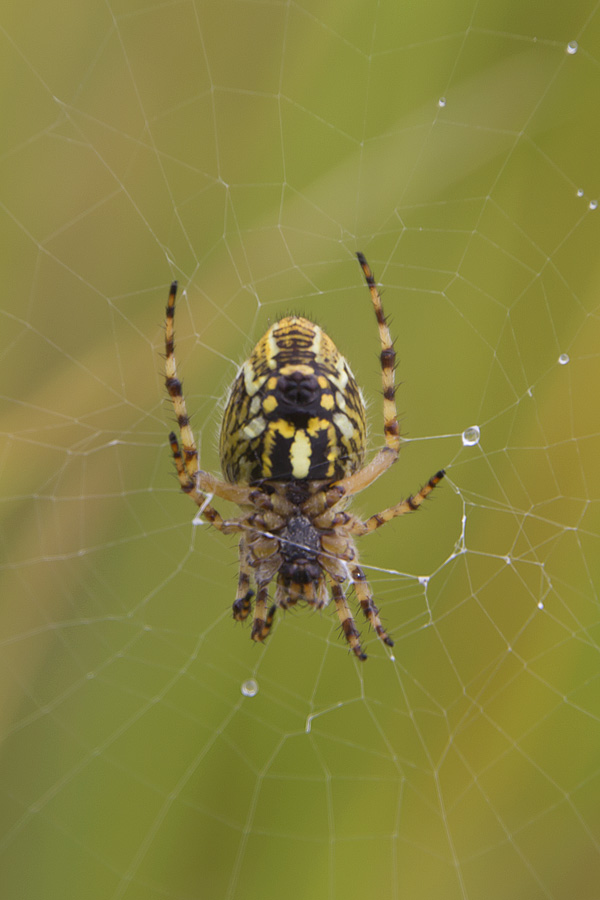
[165,253,444,660]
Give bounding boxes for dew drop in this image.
[438,97,446,108]
[576,188,584,198]
[589,199,598,210]
[566,40,578,55]
[558,353,570,365]
[241,679,259,697]
[462,425,480,447]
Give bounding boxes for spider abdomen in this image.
[220,316,367,485]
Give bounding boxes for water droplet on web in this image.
[438,97,446,108]
[462,425,480,447]
[576,188,584,198]
[589,200,598,210]
[566,41,578,55]
[241,679,259,697]
[558,353,570,366]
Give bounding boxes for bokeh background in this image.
[2,0,600,898]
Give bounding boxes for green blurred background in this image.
[2,0,600,898]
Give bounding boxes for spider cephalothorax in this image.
[165,253,444,659]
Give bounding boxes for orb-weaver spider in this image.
[165,254,444,659]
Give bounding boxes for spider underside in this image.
[165,253,444,660]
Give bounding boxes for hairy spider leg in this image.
[165,280,252,523]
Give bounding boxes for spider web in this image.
[2,0,600,897]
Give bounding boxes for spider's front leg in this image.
[319,529,392,658]
[348,564,394,649]
[330,580,367,660]
[236,526,281,644]
[232,534,254,622]
[250,583,277,643]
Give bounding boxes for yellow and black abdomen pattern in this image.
[220,316,367,485]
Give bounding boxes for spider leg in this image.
[348,564,394,649]
[165,281,252,508]
[168,432,225,529]
[250,584,277,643]
[350,469,445,536]
[335,256,444,505]
[330,580,366,660]
[168,433,243,533]
[165,281,200,485]
[336,254,400,498]
[232,535,254,621]
[356,252,400,456]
